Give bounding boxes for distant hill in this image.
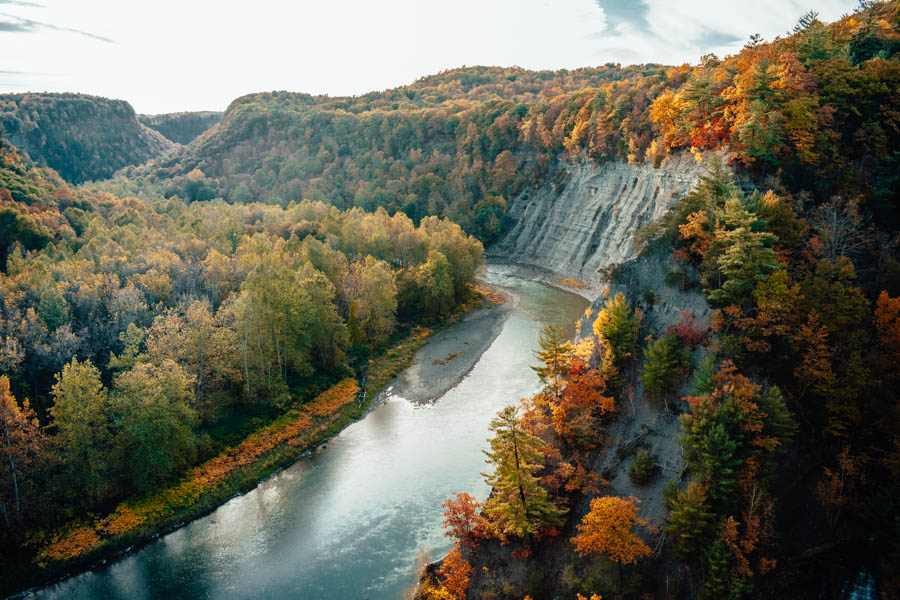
[0,93,176,184]
[138,111,223,145]
[136,64,668,242]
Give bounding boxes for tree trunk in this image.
[3,422,19,516]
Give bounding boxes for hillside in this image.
[0,93,176,184]
[0,136,88,268]
[126,5,899,246]
[138,111,223,145]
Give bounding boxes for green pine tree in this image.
[640,334,690,411]
[531,324,572,398]
[665,481,715,558]
[482,406,567,540]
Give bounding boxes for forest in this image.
[1,1,899,598]
[0,93,175,184]
[138,111,223,145]
[0,132,483,588]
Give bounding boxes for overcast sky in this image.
[1,0,858,114]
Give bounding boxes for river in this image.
[29,266,589,600]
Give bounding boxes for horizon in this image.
[2,0,858,114]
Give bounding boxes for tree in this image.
[628,448,657,485]
[593,293,637,366]
[482,406,566,540]
[665,481,715,558]
[875,291,900,377]
[593,292,638,388]
[107,323,146,372]
[436,547,472,600]
[49,358,114,505]
[417,250,455,318]
[112,360,198,492]
[146,300,241,411]
[531,324,572,399]
[704,198,782,307]
[0,376,45,531]
[571,495,651,564]
[552,359,614,447]
[345,256,397,348]
[441,492,488,550]
[640,334,691,411]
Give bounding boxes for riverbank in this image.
[484,256,599,301]
[377,284,515,405]
[6,283,511,599]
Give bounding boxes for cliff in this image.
[488,153,710,293]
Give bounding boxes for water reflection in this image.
[31,267,588,600]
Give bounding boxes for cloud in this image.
[0,1,45,6]
[0,12,114,42]
[593,0,651,33]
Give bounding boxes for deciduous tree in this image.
[571,495,651,564]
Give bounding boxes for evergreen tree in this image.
[593,292,638,387]
[665,481,715,558]
[531,324,572,398]
[692,354,716,395]
[696,423,742,508]
[482,406,566,539]
[640,334,690,411]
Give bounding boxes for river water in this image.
[30,267,588,600]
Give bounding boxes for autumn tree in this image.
[0,376,45,532]
[441,492,488,550]
[571,495,651,564]
[436,547,472,600]
[111,360,198,492]
[345,256,397,347]
[49,358,115,506]
[552,359,614,447]
[146,300,241,414]
[482,406,566,540]
[875,291,900,377]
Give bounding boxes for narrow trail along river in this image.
[31,266,588,600]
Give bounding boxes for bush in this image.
[628,448,658,484]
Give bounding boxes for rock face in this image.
[488,153,709,292]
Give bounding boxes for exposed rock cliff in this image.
[488,153,709,293]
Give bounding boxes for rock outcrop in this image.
[488,153,709,293]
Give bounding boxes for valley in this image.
[1,3,899,599]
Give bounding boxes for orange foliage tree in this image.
[441,492,489,550]
[551,359,614,447]
[571,495,651,564]
[436,547,472,600]
[875,291,900,378]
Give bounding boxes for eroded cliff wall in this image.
[488,153,709,292]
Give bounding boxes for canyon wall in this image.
[488,152,710,293]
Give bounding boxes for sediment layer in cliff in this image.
[488,153,709,293]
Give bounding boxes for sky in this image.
[1,0,860,115]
